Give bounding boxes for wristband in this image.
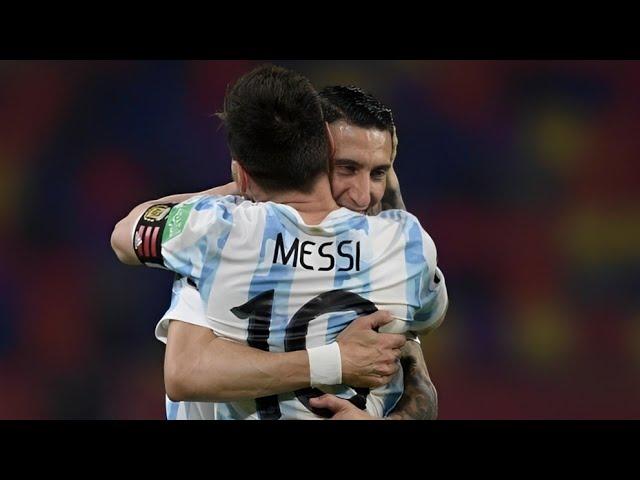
[307,342,342,387]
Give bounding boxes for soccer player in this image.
[154,86,440,420]
[111,65,448,419]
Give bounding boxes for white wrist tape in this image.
[307,342,342,387]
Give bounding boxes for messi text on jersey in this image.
[272,232,361,272]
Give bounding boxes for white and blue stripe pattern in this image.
[156,196,447,420]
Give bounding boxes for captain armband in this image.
[132,203,177,267]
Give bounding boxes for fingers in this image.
[375,360,400,378]
[353,372,397,389]
[382,333,406,350]
[309,395,347,413]
[362,310,393,329]
[370,374,395,389]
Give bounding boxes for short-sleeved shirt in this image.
[137,195,448,420]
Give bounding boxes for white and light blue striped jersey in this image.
[139,194,448,420]
[156,275,216,420]
[156,276,424,421]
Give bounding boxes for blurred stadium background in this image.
[0,60,638,419]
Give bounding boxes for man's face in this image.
[328,120,393,214]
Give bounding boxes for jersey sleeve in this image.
[374,211,448,335]
[412,229,448,333]
[132,195,236,282]
[155,275,213,344]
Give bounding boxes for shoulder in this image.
[373,209,427,235]
[180,195,270,223]
[188,194,245,212]
[372,210,438,264]
[375,208,416,223]
[371,209,428,237]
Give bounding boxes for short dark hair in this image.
[219,65,329,193]
[319,85,395,136]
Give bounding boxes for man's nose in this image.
[349,176,371,209]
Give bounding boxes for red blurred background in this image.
[0,60,638,418]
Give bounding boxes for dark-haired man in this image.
[157,85,439,420]
[112,66,447,419]
[320,85,405,216]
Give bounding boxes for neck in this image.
[252,175,339,225]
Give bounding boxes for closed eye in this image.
[371,168,388,179]
[336,165,357,175]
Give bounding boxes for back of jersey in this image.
[154,194,447,420]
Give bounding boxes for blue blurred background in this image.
[0,60,638,419]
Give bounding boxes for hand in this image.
[385,166,401,192]
[366,167,405,215]
[309,394,380,420]
[337,310,405,389]
[379,167,406,211]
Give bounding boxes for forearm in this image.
[110,182,238,265]
[165,321,311,402]
[385,339,438,420]
[154,182,239,204]
[308,337,436,421]
[183,340,310,402]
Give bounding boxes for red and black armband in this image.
[133,203,176,267]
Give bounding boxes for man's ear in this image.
[235,161,259,200]
[390,126,398,164]
[231,159,240,183]
[233,160,249,195]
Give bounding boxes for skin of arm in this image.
[385,338,437,420]
[363,168,438,420]
[309,338,438,420]
[110,182,238,265]
[113,171,438,418]
[322,164,438,419]
[164,312,405,402]
[162,171,439,418]
[109,180,405,402]
[379,168,438,419]
[164,320,310,401]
